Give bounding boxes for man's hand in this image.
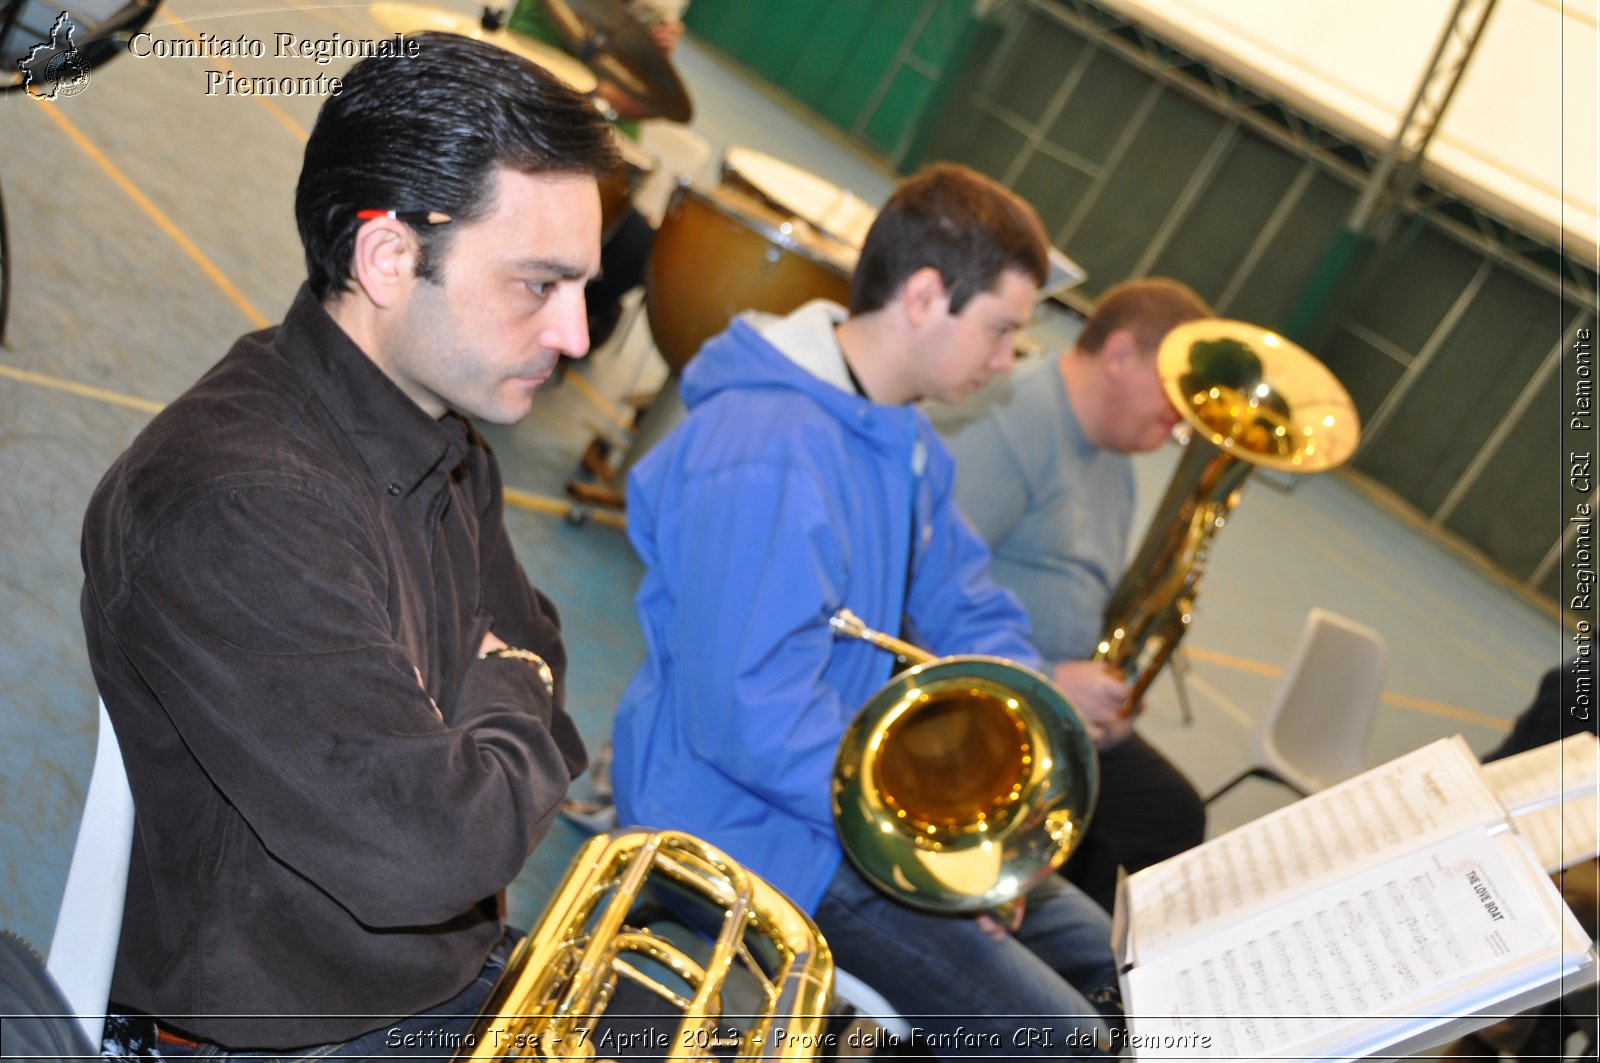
[975,896,1027,940]
[479,629,508,656]
[648,17,684,54]
[593,15,684,120]
[1052,660,1135,748]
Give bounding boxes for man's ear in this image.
[898,266,949,328]
[1099,327,1143,378]
[349,218,421,309]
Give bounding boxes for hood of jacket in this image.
[678,300,927,459]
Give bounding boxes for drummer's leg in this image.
[587,209,655,348]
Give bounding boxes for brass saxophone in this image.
[1095,319,1360,713]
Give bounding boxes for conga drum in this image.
[644,182,856,374]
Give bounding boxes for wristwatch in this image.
[479,646,555,697]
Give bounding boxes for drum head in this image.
[722,147,876,249]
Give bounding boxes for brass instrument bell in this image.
[830,610,1099,913]
[1096,319,1360,711]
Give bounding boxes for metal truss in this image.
[1034,0,1596,307]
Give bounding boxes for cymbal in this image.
[538,0,692,122]
[368,2,599,94]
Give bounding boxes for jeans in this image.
[813,860,1121,1060]
[102,932,517,1061]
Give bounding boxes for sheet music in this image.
[1514,797,1600,872]
[1124,738,1502,960]
[1482,732,1600,816]
[1125,827,1577,1061]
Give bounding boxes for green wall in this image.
[686,0,977,165]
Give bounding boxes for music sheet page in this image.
[1123,737,1502,961]
[1124,827,1579,1061]
[1482,732,1600,815]
[1514,798,1600,872]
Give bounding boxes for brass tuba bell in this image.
[1095,319,1360,712]
[828,610,1099,913]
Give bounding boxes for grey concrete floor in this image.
[0,0,1572,973]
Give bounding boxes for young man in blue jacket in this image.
[612,165,1121,1057]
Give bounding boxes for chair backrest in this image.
[45,698,134,1049]
[1256,607,1388,793]
[831,968,912,1040]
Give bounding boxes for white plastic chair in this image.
[1205,608,1388,803]
[46,698,134,1049]
[832,968,913,1040]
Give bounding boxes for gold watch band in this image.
[478,646,554,697]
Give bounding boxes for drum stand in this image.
[567,372,685,514]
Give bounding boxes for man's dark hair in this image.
[849,163,1049,316]
[295,33,621,300]
[1076,277,1211,356]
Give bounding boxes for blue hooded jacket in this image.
[612,302,1041,912]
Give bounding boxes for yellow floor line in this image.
[1183,646,1282,678]
[0,363,623,531]
[503,488,627,530]
[157,8,309,143]
[563,369,629,424]
[1186,645,1508,731]
[0,364,165,415]
[1380,692,1509,732]
[36,104,269,331]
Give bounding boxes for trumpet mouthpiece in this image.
[829,608,866,639]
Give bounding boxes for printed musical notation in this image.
[1116,738,1597,1061]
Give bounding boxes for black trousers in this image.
[1063,731,1206,912]
[588,208,656,349]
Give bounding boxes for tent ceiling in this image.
[1097,0,1597,261]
